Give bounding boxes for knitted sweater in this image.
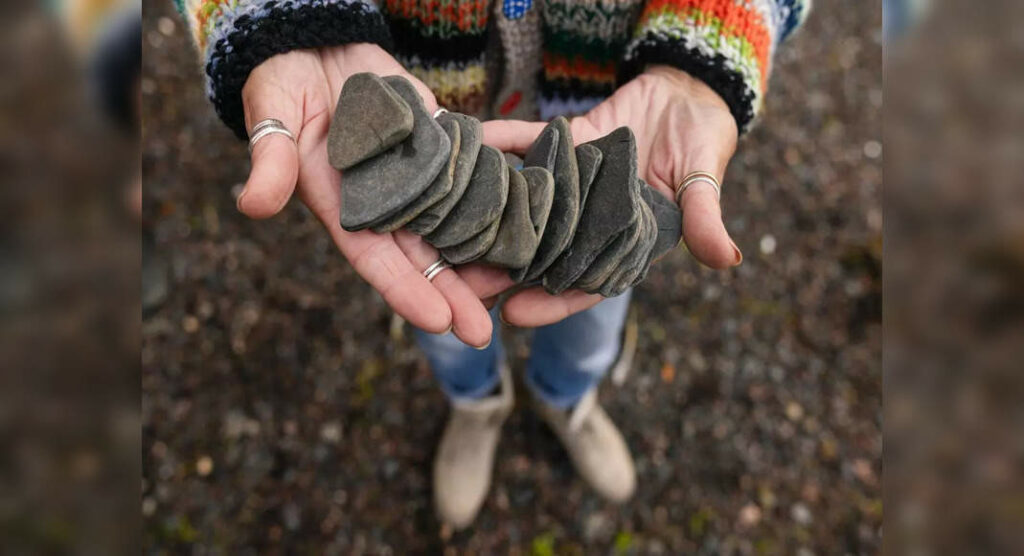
[176,0,809,139]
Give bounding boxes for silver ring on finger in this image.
[422,258,450,282]
[675,171,721,205]
[248,118,295,154]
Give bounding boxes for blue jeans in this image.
[414,291,631,409]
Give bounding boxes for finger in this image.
[500,287,603,328]
[239,82,302,219]
[342,230,453,334]
[392,230,493,348]
[680,184,742,269]
[481,119,546,153]
[295,138,454,334]
[456,263,516,300]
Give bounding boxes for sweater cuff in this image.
[184,0,393,139]
[619,0,809,134]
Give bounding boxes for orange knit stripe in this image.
[543,53,617,85]
[639,0,771,90]
[384,0,488,31]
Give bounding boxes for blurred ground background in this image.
[142,0,882,553]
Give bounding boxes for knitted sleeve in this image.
[620,0,811,133]
[175,0,394,139]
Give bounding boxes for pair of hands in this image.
[239,43,742,348]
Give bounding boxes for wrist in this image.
[642,65,733,116]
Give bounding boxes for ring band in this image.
[248,118,295,153]
[423,259,450,282]
[675,171,722,204]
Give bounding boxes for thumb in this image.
[238,77,302,219]
[480,119,547,153]
[647,141,742,269]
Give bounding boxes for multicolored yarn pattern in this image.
[382,0,491,115]
[176,0,809,137]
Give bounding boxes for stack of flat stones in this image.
[328,73,682,298]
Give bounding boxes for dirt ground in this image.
[141,1,882,553]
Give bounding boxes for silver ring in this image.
[423,259,450,282]
[675,171,721,204]
[248,118,295,153]
[432,107,449,119]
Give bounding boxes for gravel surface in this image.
[142,1,882,552]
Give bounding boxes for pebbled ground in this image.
[142,1,882,552]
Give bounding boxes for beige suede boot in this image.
[533,388,636,502]
[433,361,513,529]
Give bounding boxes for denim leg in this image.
[525,289,632,409]
[413,307,504,402]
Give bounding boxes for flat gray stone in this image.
[426,145,509,248]
[482,168,536,268]
[639,179,683,263]
[441,211,502,264]
[630,181,682,286]
[406,112,483,235]
[504,152,525,169]
[509,167,555,282]
[572,206,642,293]
[522,117,581,281]
[371,118,460,233]
[523,124,558,171]
[328,73,414,170]
[600,199,656,297]
[523,168,555,239]
[575,143,602,208]
[339,76,450,231]
[542,126,637,293]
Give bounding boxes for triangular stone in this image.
[338,76,450,231]
[328,73,414,170]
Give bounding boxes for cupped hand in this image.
[468,65,743,327]
[239,44,493,347]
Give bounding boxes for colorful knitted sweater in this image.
[176,0,809,139]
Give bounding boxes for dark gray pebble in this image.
[371,117,461,233]
[575,143,602,208]
[542,126,637,292]
[441,211,502,264]
[482,168,537,268]
[426,145,509,248]
[338,76,450,231]
[521,117,580,281]
[328,73,414,170]
[406,112,483,235]
[639,180,683,262]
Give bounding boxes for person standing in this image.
[175,0,809,528]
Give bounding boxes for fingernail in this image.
[235,188,247,212]
[440,324,453,335]
[730,240,743,266]
[498,311,510,326]
[473,337,492,350]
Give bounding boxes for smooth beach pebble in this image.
[328,73,414,170]
[371,117,461,233]
[482,168,537,268]
[427,145,509,248]
[407,112,484,236]
[337,76,450,231]
[521,117,580,282]
[543,126,638,293]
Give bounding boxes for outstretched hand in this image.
[239,45,496,348]
[463,65,744,327]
